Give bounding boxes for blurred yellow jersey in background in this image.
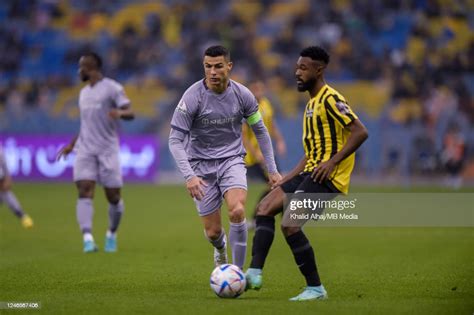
[243,97,275,166]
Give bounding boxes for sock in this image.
[0,191,25,218]
[205,228,226,250]
[285,230,321,287]
[83,232,94,242]
[249,216,275,269]
[106,230,116,239]
[76,198,93,234]
[229,219,248,269]
[108,199,124,233]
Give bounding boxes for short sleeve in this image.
[170,91,199,134]
[324,94,358,127]
[112,85,131,108]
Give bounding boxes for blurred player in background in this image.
[246,46,368,301]
[57,52,134,253]
[242,79,286,229]
[0,145,33,228]
[441,123,466,188]
[169,45,281,269]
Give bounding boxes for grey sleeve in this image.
[250,119,278,174]
[168,128,195,181]
[241,86,259,119]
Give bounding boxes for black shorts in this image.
[281,172,340,194]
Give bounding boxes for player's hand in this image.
[268,172,282,189]
[311,160,336,184]
[56,144,74,161]
[108,109,122,120]
[186,176,208,201]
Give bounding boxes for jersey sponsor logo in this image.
[335,101,350,115]
[177,100,188,114]
[305,108,314,117]
[202,116,236,125]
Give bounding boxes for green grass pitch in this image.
[1,183,473,314]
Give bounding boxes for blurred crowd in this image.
[0,0,473,180]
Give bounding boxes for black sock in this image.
[249,216,275,269]
[285,230,321,286]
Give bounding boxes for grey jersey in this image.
[76,77,130,154]
[170,79,258,160]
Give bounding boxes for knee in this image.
[228,203,245,222]
[281,225,300,237]
[106,192,121,205]
[78,185,94,199]
[255,199,272,216]
[205,227,223,240]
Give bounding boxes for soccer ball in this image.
[210,264,246,298]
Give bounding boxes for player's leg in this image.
[73,152,99,253]
[219,157,248,269]
[201,209,227,266]
[245,186,286,289]
[103,187,123,252]
[75,180,97,252]
[282,176,337,301]
[223,188,247,270]
[249,173,305,268]
[99,151,124,252]
[0,174,33,229]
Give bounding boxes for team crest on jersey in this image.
[177,100,187,114]
[335,101,350,115]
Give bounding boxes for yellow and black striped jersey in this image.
[243,97,275,166]
[302,84,358,194]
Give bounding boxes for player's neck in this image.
[88,74,104,86]
[308,79,326,98]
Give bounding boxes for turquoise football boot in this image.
[104,236,117,253]
[83,240,98,253]
[289,285,328,301]
[245,268,263,290]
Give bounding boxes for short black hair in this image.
[300,46,330,65]
[204,45,230,61]
[83,52,103,69]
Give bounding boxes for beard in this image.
[80,74,90,82]
[297,77,316,92]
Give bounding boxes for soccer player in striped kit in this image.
[246,46,368,301]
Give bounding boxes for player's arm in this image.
[168,128,206,201]
[109,105,135,121]
[312,119,368,183]
[56,135,78,161]
[169,93,207,200]
[109,85,134,120]
[247,111,282,185]
[242,123,264,163]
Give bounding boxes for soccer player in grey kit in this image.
[57,52,134,253]
[169,46,282,269]
[0,145,34,229]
